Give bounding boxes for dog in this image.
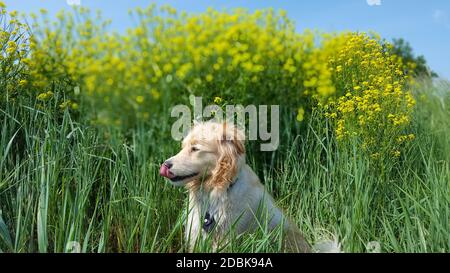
[160,121,312,252]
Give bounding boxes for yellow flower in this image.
[206,74,214,82]
[59,100,73,110]
[296,107,305,122]
[214,96,223,104]
[150,88,160,100]
[163,63,173,73]
[6,41,17,54]
[37,91,54,101]
[136,96,145,104]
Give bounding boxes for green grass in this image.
[0,80,449,253]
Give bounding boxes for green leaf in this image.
[0,212,13,252]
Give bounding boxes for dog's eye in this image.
[191,146,200,152]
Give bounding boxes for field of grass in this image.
[1,79,448,253]
[0,4,449,253]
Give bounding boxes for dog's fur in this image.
[160,121,311,252]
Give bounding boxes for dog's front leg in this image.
[185,206,202,252]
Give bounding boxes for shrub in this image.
[308,33,416,157]
[0,3,30,104]
[6,4,416,156]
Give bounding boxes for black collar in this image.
[203,212,215,232]
[227,170,241,191]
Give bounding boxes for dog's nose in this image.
[164,161,173,169]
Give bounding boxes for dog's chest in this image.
[185,189,234,240]
[194,179,257,234]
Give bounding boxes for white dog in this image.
[160,121,313,252]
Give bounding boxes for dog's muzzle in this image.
[159,163,175,179]
[159,162,199,182]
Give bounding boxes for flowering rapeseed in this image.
[1,3,416,155]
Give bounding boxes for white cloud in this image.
[67,0,81,6]
[433,9,446,22]
[433,9,450,28]
[367,0,382,6]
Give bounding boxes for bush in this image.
[8,4,416,157]
[0,4,30,105]
[314,33,416,158]
[390,38,438,78]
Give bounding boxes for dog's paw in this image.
[313,239,342,253]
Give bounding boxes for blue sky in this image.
[4,0,450,79]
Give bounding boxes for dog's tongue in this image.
[159,164,174,179]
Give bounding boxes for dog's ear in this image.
[208,124,245,190]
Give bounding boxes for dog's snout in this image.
[164,161,173,169]
[160,160,175,179]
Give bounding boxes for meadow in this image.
[0,3,449,253]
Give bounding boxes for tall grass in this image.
[0,2,448,254]
[0,79,448,253]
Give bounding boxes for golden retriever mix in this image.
[160,121,315,252]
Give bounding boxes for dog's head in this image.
[160,121,245,189]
